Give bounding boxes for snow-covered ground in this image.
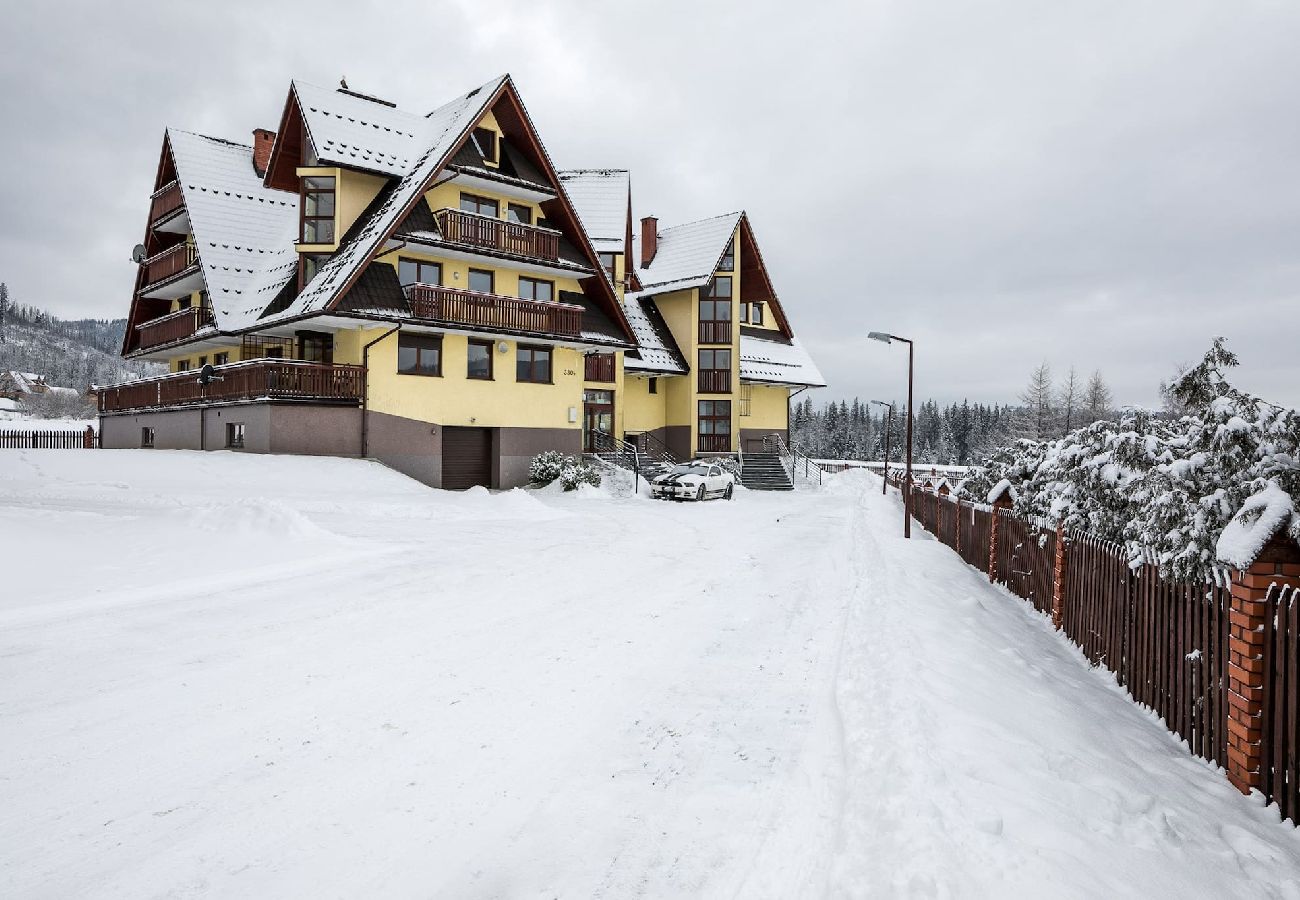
[2,451,1298,897]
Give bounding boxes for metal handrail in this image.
[762,431,824,486]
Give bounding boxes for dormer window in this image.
[719,237,735,272]
[472,127,498,165]
[301,176,335,243]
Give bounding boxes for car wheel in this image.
[697,485,706,502]
[725,483,734,500]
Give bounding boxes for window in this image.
[176,296,192,310]
[739,302,749,324]
[752,302,764,326]
[176,360,191,372]
[398,257,442,287]
[472,127,498,164]
[698,348,731,393]
[719,237,735,271]
[297,331,333,364]
[214,352,229,366]
[301,253,331,289]
[518,277,553,302]
[140,427,154,449]
[699,281,733,344]
[739,383,752,417]
[648,377,658,395]
[198,356,208,367]
[398,333,442,376]
[226,422,245,449]
[598,253,617,281]
[516,345,552,383]
[459,192,499,218]
[704,275,732,299]
[301,176,336,243]
[468,268,495,295]
[467,339,494,380]
[507,203,532,225]
[698,400,731,452]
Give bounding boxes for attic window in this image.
[719,237,735,272]
[472,127,498,165]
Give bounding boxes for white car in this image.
[651,462,736,501]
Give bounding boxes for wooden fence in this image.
[902,485,1295,822]
[0,428,98,449]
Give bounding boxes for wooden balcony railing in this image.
[433,208,560,262]
[698,321,732,344]
[150,181,184,224]
[143,243,198,287]
[584,353,615,382]
[405,283,583,339]
[698,434,732,453]
[697,369,732,393]
[98,360,365,414]
[137,306,214,350]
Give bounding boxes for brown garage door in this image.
[442,426,492,490]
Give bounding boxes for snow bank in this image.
[1216,481,1298,568]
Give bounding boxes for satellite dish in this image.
[131,244,147,264]
[197,363,223,386]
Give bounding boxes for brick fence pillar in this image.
[988,496,1011,582]
[83,426,95,449]
[1051,523,1068,630]
[1225,535,1300,795]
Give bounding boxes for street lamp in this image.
[870,399,894,496]
[868,331,914,538]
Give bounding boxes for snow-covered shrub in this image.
[558,462,602,491]
[529,450,570,485]
[958,339,1300,580]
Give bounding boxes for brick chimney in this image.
[252,129,276,178]
[640,216,658,269]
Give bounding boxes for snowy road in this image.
[2,451,1299,898]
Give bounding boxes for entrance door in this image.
[583,390,614,452]
[442,426,492,490]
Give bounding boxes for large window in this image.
[516,345,552,383]
[226,422,246,449]
[507,203,532,225]
[698,400,731,452]
[301,176,335,243]
[460,192,499,218]
[467,339,494,380]
[398,258,442,287]
[719,237,735,272]
[518,277,553,302]
[699,277,733,344]
[140,427,154,449]
[398,333,442,376]
[468,268,495,295]
[301,253,331,289]
[472,127,498,165]
[297,331,333,364]
[698,348,731,393]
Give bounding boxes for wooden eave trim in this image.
[263,85,307,193]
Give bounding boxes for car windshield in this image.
[670,464,712,476]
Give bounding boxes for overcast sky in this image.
[2,0,1297,408]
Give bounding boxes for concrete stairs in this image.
[740,452,794,491]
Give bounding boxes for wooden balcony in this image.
[150,181,184,224]
[143,243,198,288]
[698,321,732,344]
[697,369,732,393]
[137,305,214,351]
[98,360,365,414]
[405,283,583,339]
[433,208,560,262]
[584,353,615,382]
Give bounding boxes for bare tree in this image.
[1083,370,1113,423]
[1018,361,1055,441]
[1058,366,1081,435]
[0,282,8,344]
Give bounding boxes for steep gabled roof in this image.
[291,80,428,178]
[634,211,741,294]
[739,329,826,388]
[623,298,688,375]
[558,169,629,254]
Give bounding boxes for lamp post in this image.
[870,399,894,496]
[868,331,914,538]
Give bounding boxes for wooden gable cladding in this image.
[489,84,634,344]
[121,132,183,356]
[738,215,792,338]
[263,90,306,193]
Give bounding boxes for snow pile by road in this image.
[1,451,1298,897]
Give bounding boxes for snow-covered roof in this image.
[558,169,628,254]
[635,212,742,294]
[1216,481,1299,569]
[987,478,1018,505]
[294,81,427,178]
[622,297,687,375]
[2,371,42,393]
[167,129,300,331]
[738,332,825,387]
[258,75,508,328]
